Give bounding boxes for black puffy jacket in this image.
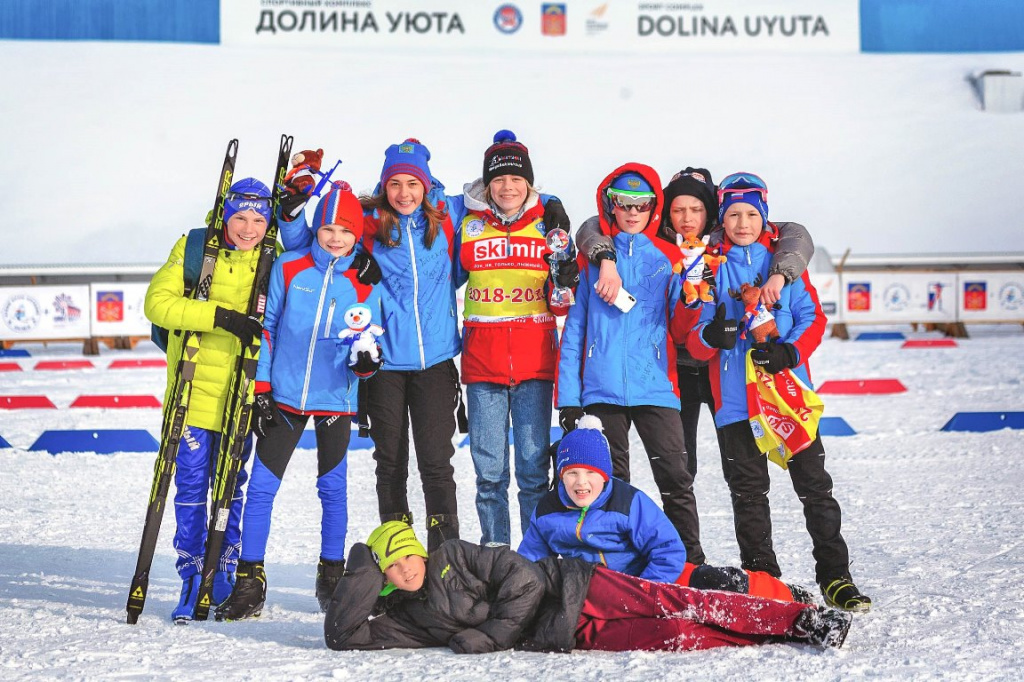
[325,540,549,653]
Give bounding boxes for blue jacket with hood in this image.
[518,476,687,583]
[282,179,464,372]
[556,163,688,410]
[255,234,382,414]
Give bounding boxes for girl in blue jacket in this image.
[216,182,382,621]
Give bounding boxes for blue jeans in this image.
[467,380,553,545]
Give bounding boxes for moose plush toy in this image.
[673,233,727,306]
[729,274,780,343]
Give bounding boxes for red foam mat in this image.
[902,339,958,348]
[0,362,22,372]
[109,359,167,369]
[70,395,162,409]
[1,395,58,409]
[34,360,95,371]
[817,379,907,395]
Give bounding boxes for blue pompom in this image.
[493,129,517,144]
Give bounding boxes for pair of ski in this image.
[126,134,294,624]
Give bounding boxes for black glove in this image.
[559,406,585,434]
[349,252,382,286]
[545,252,580,289]
[750,341,799,374]
[701,303,738,350]
[253,392,277,439]
[542,198,570,235]
[449,628,496,654]
[279,186,310,220]
[214,307,262,344]
[351,349,382,377]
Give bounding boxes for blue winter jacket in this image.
[518,477,688,583]
[557,163,686,410]
[687,228,826,428]
[255,236,382,413]
[282,180,462,371]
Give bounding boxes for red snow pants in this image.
[575,566,813,652]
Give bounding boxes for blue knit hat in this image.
[556,415,612,482]
[223,177,272,224]
[380,138,432,190]
[717,172,768,224]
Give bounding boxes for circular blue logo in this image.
[494,4,523,34]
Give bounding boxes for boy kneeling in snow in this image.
[323,521,852,653]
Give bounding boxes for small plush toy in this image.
[337,303,384,366]
[673,233,727,306]
[729,275,780,343]
[283,148,324,195]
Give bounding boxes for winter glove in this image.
[559,406,585,434]
[545,252,580,289]
[349,252,382,286]
[214,307,262,344]
[542,198,571,235]
[252,392,277,439]
[351,349,382,378]
[449,628,498,654]
[278,178,311,220]
[750,341,799,374]
[701,304,738,350]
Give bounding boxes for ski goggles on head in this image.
[607,189,657,212]
[717,172,768,204]
[225,191,273,220]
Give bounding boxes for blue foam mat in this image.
[30,429,159,454]
[855,331,906,341]
[0,349,31,357]
[940,412,1024,433]
[818,417,856,436]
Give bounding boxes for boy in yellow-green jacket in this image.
[144,177,272,622]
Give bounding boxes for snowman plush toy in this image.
[338,303,384,377]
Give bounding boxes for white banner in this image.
[223,0,860,53]
[839,272,959,323]
[0,285,92,340]
[89,283,151,336]
[958,271,1024,322]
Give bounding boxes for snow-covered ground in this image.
[2,325,1023,680]
[1,41,1024,265]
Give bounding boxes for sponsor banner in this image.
[958,272,1024,322]
[224,0,859,53]
[808,272,840,321]
[839,272,958,323]
[90,283,152,336]
[0,286,91,341]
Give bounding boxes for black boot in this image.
[820,577,872,612]
[786,582,819,605]
[315,557,346,613]
[426,514,459,551]
[793,606,853,649]
[214,560,266,621]
[381,511,414,525]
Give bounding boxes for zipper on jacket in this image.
[406,216,427,369]
[574,507,589,540]
[324,298,336,339]
[587,343,595,358]
[622,236,634,404]
[301,257,338,411]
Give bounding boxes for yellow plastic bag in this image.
[745,352,824,469]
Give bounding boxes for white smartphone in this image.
[603,284,636,313]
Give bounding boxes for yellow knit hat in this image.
[366,521,428,572]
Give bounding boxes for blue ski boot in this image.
[213,570,235,606]
[171,574,201,624]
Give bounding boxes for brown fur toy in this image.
[283,148,324,194]
[729,275,780,343]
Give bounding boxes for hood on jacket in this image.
[595,163,664,241]
[461,177,541,221]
